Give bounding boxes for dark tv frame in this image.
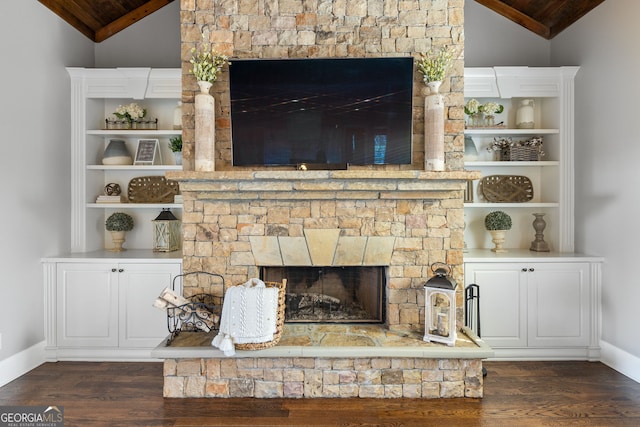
[229,57,414,167]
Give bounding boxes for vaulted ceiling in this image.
[475,0,606,39]
[38,0,604,42]
[38,0,175,43]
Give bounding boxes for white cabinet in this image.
[44,255,181,360]
[465,263,527,348]
[67,68,182,253]
[464,252,601,360]
[464,67,579,253]
[56,263,119,348]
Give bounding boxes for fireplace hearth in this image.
[263,266,385,323]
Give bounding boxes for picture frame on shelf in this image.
[134,139,161,165]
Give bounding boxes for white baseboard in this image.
[600,340,640,384]
[0,340,46,387]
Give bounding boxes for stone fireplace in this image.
[153,0,491,399]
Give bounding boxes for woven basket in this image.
[234,279,287,351]
[509,145,542,161]
[480,175,534,203]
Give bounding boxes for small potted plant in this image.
[105,212,134,252]
[169,136,182,165]
[485,211,512,253]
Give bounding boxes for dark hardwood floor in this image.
[0,361,639,426]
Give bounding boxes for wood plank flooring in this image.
[0,361,639,426]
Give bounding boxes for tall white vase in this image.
[516,99,535,129]
[424,81,445,171]
[195,81,215,171]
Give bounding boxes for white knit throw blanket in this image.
[211,278,279,356]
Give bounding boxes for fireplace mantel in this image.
[166,170,482,200]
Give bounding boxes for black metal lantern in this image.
[423,262,457,346]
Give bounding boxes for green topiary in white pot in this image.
[485,211,512,253]
[106,212,134,251]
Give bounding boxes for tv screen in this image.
[229,57,414,167]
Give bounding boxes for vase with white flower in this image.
[416,46,456,171]
[416,46,455,93]
[480,102,504,127]
[190,32,229,94]
[465,98,483,127]
[113,102,146,129]
[190,32,229,172]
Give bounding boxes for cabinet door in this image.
[465,263,527,347]
[118,263,181,347]
[56,263,119,347]
[527,263,590,347]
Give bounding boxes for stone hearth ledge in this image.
[151,326,493,360]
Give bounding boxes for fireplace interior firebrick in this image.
[262,266,385,323]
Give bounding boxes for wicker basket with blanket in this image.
[211,278,287,355]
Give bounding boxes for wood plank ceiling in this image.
[38,0,604,42]
[38,0,175,43]
[475,0,606,39]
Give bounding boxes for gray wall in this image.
[464,1,551,67]
[94,1,180,68]
[551,0,640,360]
[0,1,93,362]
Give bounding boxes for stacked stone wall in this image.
[179,0,465,171]
[163,356,483,398]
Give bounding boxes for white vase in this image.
[516,99,535,129]
[197,81,212,94]
[489,229,508,253]
[173,101,182,130]
[424,81,445,171]
[109,230,127,252]
[173,152,183,166]
[195,81,215,171]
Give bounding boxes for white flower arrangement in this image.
[113,103,146,122]
[190,32,229,83]
[416,46,455,84]
[464,99,480,115]
[487,137,513,153]
[480,102,504,116]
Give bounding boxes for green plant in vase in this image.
[106,212,134,252]
[169,136,183,165]
[485,211,512,253]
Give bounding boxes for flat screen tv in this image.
[229,57,414,167]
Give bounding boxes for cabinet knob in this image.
[521,268,527,272]
[111,268,117,273]
[118,268,124,273]
[529,268,534,272]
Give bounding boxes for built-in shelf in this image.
[464,202,559,208]
[87,165,182,171]
[465,161,558,167]
[465,128,559,136]
[87,130,181,136]
[87,203,182,209]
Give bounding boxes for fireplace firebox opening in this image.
[261,266,386,324]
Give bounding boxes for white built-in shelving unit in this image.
[463,67,603,360]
